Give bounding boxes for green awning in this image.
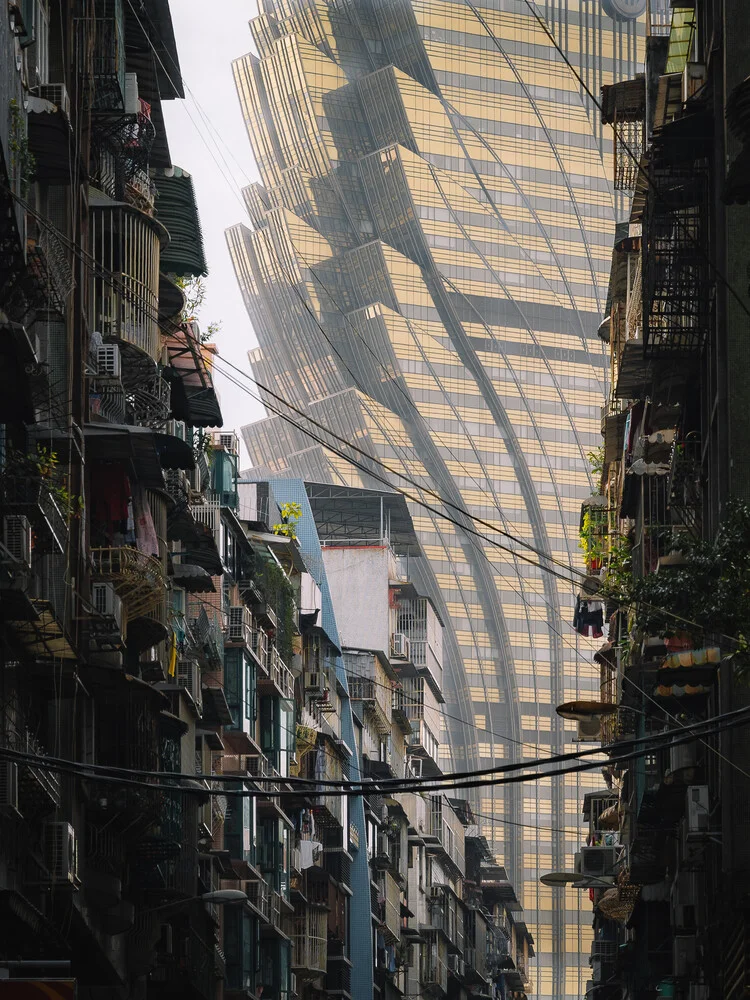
[153,166,208,277]
[665,8,696,75]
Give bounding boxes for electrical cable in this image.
[4,183,736,649]
[120,0,599,588]
[0,703,746,796]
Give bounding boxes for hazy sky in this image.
[162,1,264,463]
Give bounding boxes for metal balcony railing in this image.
[191,501,222,554]
[1,721,62,811]
[269,647,294,700]
[291,905,327,974]
[126,374,171,430]
[91,546,164,619]
[245,876,270,920]
[408,719,440,764]
[0,475,67,554]
[246,751,281,794]
[89,374,127,424]
[251,628,269,671]
[427,798,465,873]
[189,607,224,668]
[25,216,75,315]
[382,871,401,942]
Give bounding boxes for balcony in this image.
[407,719,442,777]
[260,647,294,700]
[164,467,190,509]
[191,501,222,557]
[189,607,224,669]
[426,886,463,953]
[422,942,448,996]
[381,871,401,943]
[426,798,465,875]
[0,475,67,554]
[347,673,391,735]
[89,203,164,361]
[1,723,62,815]
[251,628,270,673]
[245,876,271,920]
[91,546,165,620]
[75,4,126,112]
[89,374,127,424]
[25,215,75,315]
[125,373,171,430]
[291,905,328,977]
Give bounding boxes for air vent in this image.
[96,344,121,378]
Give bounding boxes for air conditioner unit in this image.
[0,760,21,817]
[2,514,32,570]
[228,605,252,644]
[219,433,236,452]
[682,62,707,104]
[96,343,121,378]
[35,83,71,117]
[590,941,617,962]
[686,785,709,834]
[43,821,79,884]
[124,72,139,114]
[673,935,697,977]
[580,846,616,878]
[448,954,465,977]
[91,582,123,631]
[391,633,410,660]
[177,659,202,713]
[576,716,602,742]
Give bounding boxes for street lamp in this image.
[539,872,615,889]
[142,888,249,916]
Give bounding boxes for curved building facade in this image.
[227,2,647,996]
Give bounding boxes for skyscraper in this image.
[227,3,645,996]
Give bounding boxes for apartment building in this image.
[569,4,750,1000]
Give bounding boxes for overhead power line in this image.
[0,704,745,798]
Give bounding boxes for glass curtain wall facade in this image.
[227,3,646,997]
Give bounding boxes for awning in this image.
[163,322,222,428]
[83,424,164,489]
[201,683,234,727]
[600,77,646,125]
[159,709,190,737]
[152,166,207,277]
[26,94,75,183]
[614,339,652,400]
[153,431,195,470]
[0,320,38,424]
[7,599,77,660]
[172,562,216,593]
[665,8,696,75]
[170,516,223,576]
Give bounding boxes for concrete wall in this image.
[322,546,392,653]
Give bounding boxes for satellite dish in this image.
[602,0,647,20]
